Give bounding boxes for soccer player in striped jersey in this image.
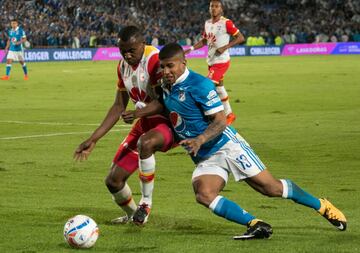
[74,26,175,225]
[185,0,245,125]
[1,19,28,81]
[128,43,347,239]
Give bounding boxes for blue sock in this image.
[209,196,255,226]
[6,64,11,76]
[22,64,28,75]
[280,179,321,210]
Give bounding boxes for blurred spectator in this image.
[71,32,80,48]
[151,36,159,47]
[89,31,97,48]
[274,35,284,46]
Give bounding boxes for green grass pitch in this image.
[0,55,359,252]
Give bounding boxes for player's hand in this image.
[184,49,192,55]
[122,110,136,124]
[179,136,205,157]
[74,140,96,161]
[215,46,227,55]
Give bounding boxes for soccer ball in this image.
[23,41,31,49]
[63,215,99,249]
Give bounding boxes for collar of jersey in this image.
[211,16,223,24]
[173,68,190,86]
[12,27,19,32]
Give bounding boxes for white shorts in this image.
[7,51,25,61]
[192,133,266,183]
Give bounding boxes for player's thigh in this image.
[6,51,15,62]
[192,174,226,205]
[17,52,25,62]
[207,62,230,84]
[138,128,164,153]
[192,160,228,195]
[144,118,175,152]
[113,119,145,174]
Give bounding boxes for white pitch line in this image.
[0,120,130,127]
[0,129,130,140]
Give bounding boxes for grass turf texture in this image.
[0,55,359,252]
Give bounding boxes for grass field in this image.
[0,55,360,253]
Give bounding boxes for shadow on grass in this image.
[57,206,237,236]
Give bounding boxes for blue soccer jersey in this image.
[163,68,236,163]
[8,27,26,52]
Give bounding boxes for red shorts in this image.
[207,61,230,84]
[112,116,174,174]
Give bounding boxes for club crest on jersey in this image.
[169,111,186,132]
[178,90,186,102]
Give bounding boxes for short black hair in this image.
[210,0,223,7]
[118,25,143,42]
[159,43,184,60]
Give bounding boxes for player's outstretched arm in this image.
[74,90,129,161]
[185,38,207,55]
[180,110,227,156]
[122,100,164,124]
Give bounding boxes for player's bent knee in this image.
[104,175,125,193]
[195,191,217,207]
[138,136,154,152]
[138,135,162,154]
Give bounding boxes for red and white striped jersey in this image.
[203,16,239,65]
[117,45,161,104]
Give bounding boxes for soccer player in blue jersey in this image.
[1,19,28,81]
[123,43,347,239]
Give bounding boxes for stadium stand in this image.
[0,0,359,48]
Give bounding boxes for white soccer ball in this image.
[23,41,31,48]
[63,215,99,249]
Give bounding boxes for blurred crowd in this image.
[0,0,359,49]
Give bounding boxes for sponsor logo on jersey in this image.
[207,90,217,100]
[169,111,186,132]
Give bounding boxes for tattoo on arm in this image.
[198,113,226,144]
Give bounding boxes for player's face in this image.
[119,38,145,66]
[209,1,223,18]
[160,55,186,85]
[10,21,18,29]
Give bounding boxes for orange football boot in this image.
[0,75,10,80]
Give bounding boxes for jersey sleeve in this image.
[193,79,224,116]
[225,19,239,36]
[147,53,162,87]
[116,61,126,91]
[21,29,26,38]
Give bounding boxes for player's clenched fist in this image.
[74,140,96,161]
